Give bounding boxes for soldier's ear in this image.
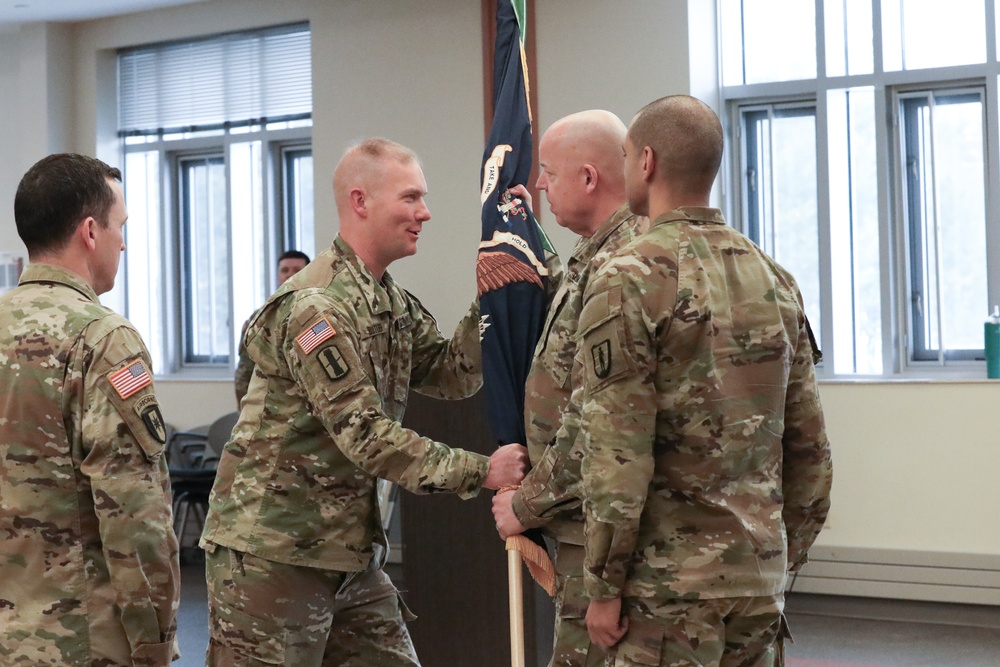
[78,216,99,252]
[640,146,655,183]
[349,187,367,218]
[581,164,598,194]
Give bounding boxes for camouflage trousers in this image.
[607,594,785,667]
[205,545,418,667]
[550,543,607,667]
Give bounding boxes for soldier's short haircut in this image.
[14,153,122,255]
[333,137,421,204]
[629,95,723,193]
[352,137,418,165]
[278,249,311,264]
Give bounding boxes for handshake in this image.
[482,442,529,490]
[481,443,531,540]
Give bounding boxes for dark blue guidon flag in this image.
[477,0,552,448]
[477,0,555,597]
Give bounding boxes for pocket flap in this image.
[615,615,664,666]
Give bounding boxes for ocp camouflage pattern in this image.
[570,207,832,607]
[233,316,254,405]
[0,263,180,666]
[512,204,645,546]
[202,236,490,573]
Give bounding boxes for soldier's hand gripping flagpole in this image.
[477,1,556,665]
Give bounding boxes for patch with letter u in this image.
[591,339,612,379]
[133,394,167,444]
[318,345,350,381]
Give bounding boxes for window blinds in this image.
[118,23,311,135]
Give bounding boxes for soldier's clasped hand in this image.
[482,443,529,490]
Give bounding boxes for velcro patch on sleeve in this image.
[296,317,336,354]
[134,394,167,444]
[318,345,350,380]
[107,359,153,399]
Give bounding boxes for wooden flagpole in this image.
[507,544,526,667]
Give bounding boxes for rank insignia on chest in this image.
[591,339,612,379]
[297,317,336,354]
[108,359,153,399]
[318,345,349,380]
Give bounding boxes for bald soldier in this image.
[491,110,645,667]
[0,154,180,666]
[201,138,529,666]
[572,96,832,665]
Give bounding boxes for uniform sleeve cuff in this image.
[511,490,545,529]
[456,452,490,500]
[583,569,622,601]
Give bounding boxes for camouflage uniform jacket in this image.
[233,315,254,405]
[0,263,180,666]
[201,236,490,572]
[512,204,644,545]
[573,207,832,606]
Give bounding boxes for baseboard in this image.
[789,546,1000,606]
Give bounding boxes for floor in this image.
[176,560,1000,666]
[783,593,1000,667]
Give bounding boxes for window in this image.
[721,0,1000,377]
[898,89,988,361]
[118,25,313,374]
[740,104,821,340]
[178,155,228,364]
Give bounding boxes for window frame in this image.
[719,0,1000,379]
[894,84,989,364]
[122,123,313,376]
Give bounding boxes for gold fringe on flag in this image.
[497,482,556,597]
[505,534,556,596]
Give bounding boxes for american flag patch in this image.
[108,360,152,399]
[296,317,336,354]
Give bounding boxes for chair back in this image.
[207,411,240,457]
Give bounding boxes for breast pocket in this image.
[388,316,415,412]
[537,287,574,390]
[361,325,390,398]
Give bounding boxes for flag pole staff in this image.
[479,1,551,664]
[507,539,526,667]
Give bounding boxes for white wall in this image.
[0,22,74,256]
[1,0,999,592]
[816,381,1000,555]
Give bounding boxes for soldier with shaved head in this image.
[569,96,832,665]
[202,137,528,667]
[0,153,180,666]
[491,109,646,667]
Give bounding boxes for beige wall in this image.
[0,0,998,578]
[816,380,1000,555]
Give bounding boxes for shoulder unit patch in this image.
[318,345,350,381]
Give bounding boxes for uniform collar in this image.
[649,206,725,229]
[333,236,396,315]
[570,203,637,265]
[18,263,100,303]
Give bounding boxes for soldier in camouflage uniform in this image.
[201,138,529,667]
[572,96,832,665]
[491,110,645,667]
[234,249,310,407]
[0,154,180,666]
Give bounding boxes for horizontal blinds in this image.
[119,23,311,135]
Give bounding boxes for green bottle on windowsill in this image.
[986,306,1000,379]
